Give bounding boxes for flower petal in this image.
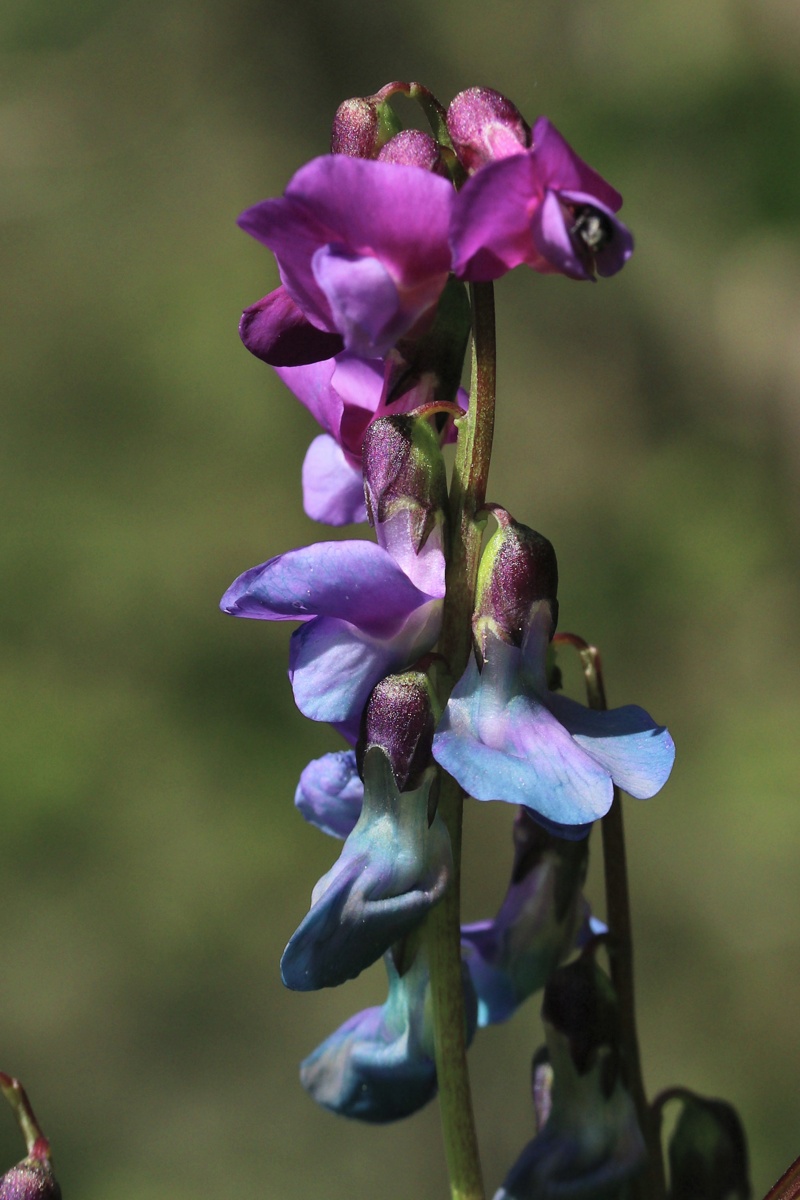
[294,750,363,839]
[434,654,615,827]
[312,246,402,359]
[530,117,623,211]
[220,541,432,635]
[545,692,676,800]
[301,435,367,526]
[450,153,539,281]
[530,189,591,280]
[239,286,343,366]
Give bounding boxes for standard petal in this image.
[530,117,623,211]
[220,540,432,635]
[545,692,676,800]
[294,750,363,839]
[239,286,343,366]
[450,153,539,281]
[301,435,367,526]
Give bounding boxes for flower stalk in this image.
[426,280,497,1200]
[554,634,667,1200]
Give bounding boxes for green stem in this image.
[0,1071,51,1163]
[553,635,667,1200]
[426,281,496,1200]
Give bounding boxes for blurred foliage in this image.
[1,0,800,1196]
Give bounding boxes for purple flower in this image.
[238,155,455,365]
[433,602,675,831]
[220,524,444,735]
[300,947,477,1123]
[281,746,451,991]
[450,117,633,282]
[462,810,593,1026]
[275,350,466,526]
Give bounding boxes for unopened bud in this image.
[667,1092,750,1200]
[446,86,530,172]
[331,96,402,158]
[0,1075,61,1200]
[377,130,449,176]
[473,511,558,658]
[0,1158,61,1200]
[357,670,439,792]
[362,415,447,553]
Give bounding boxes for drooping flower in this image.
[432,516,675,831]
[300,945,477,1123]
[450,116,633,282]
[664,1091,751,1200]
[281,743,451,991]
[461,808,593,1027]
[238,155,455,365]
[493,957,646,1200]
[220,415,448,736]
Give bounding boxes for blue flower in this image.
[300,947,477,1123]
[462,809,594,1026]
[433,601,675,831]
[280,747,451,991]
[294,749,363,839]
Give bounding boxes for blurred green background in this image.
[2,0,799,1195]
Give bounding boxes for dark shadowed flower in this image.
[281,746,451,990]
[300,946,477,1122]
[493,957,645,1200]
[462,809,593,1026]
[238,155,455,365]
[451,117,633,283]
[665,1090,751,1200]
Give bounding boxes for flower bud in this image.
[0,1158,61,1200]
[446,86,530,173]
[357,670,439,792]
[667,1092,750,1200]
[473,511,558,660]
[377,130,449,176]
[331,96,402,158]
[362,415,448,581]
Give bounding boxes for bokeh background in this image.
[2,0,799,1195]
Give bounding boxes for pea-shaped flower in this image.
[220,415,448,737]
[238,154,455,365]
[432,515,675,831]
[493,957,645,1200]
[281,670,451,992]
[450,114,633,283]
[300,946,477,1123]
[462,809,594,1027]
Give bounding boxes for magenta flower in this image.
[275,351,466,526]
[238,155,455,365]
[450,117,633,282]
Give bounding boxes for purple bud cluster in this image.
[221,82,681,1178]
